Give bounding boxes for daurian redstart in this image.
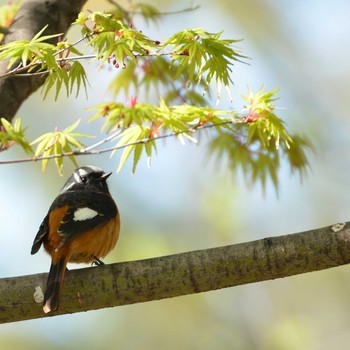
[31,165,120,313]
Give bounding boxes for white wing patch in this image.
[73,207,99,221]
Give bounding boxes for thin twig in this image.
[107,0,130,19]
[107,0,200,16]
[0,34,91,78]
[52,34,90,57]
[80,129,122,152]
[149,5,201,16]
[0,121,234,165]
[0,51,182,79]
[0,54,95,79]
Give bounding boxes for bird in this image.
[31,165,120,313]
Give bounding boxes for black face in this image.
[61,166,112,194]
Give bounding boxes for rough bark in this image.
[0,222,349,323]
[0,0,87,121]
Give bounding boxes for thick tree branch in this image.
[0,0,87,121]
[1,221,349,324]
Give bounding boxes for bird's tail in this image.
[43,257,67,313]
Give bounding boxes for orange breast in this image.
[69,214,120,263]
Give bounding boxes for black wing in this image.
[31,213,50,255]
[31,191,117,254]
[53,191,117,247]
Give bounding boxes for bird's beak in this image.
[99,171,112,181]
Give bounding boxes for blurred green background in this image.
[1,0,350,349]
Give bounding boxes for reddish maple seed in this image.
[65,63,71,72]
[114,30,122,40]
[83,19,90,32]
[244,111,258,123]
[112,59,117,66]
[154,41,160,45]
[127,96,137,107]
[140,61,149,73]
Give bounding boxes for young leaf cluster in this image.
[0,26,88,100]
[86,86,311,188]
[73,11,245,102]
[88,99,235,173]
[0,118,32,154]
[30,119,92,175]
[0,25,60,68]
[75,12,159,69]
[209,87,311,189]
[163,29,246,99]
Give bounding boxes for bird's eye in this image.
[80,176,87,183]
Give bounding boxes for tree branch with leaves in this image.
[0,2,311,189]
